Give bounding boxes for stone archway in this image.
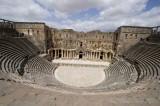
[100,52,103,60]
[79,51,83,59]
[59,49,61,58]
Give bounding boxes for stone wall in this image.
[14,21,154,61]
[15,22,52,52]
[0,20,18,37]
[49,29,114,62]
[114,26,152,55]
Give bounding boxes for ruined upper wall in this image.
[120,26,152,34]
[15,22,45,29]
[51,28,115,50]
[114,26,152,55]
[0,20,18,37]
[15,22,52,52]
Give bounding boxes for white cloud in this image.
[98,0,147,21]
[0,0,51,21]
[37,0,101,14]
[125,6,160,26]
[46,6,160,32]
[54,10,69,19]
[62,19,74,24]
[37,0,147,15]
[0,0,160,32]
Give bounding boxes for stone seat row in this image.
[0,39,29,74]
[123,42,145,56]
[123,42,160,81]
[106,61,134,77]
[7,37,39,55]
[104,60,136,86]
[24,56,56,75]
[147,33,160,44]
[19,38,40,54]
[12,37,40,55]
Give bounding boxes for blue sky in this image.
[0,0,160,32]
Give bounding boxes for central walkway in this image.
[53,59,110,87]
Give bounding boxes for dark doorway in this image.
[80,42,83,47]
[100,56,103,60]
[21,33,24,37]
[79,51,83,59]
[100,52,103,60]
[116,33,118,40]
[59,50,61,58]
[53,50,55,57]
[107,52,110,59]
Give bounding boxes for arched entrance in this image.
[100,52,103,60]
[107,52,110,59]
[80,42,83,47]
[59,49,61,58]
[79,51,83,59]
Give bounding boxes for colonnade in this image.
[85,50,112,61]
[48,48,114,61]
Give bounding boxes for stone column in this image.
[51,50,53,59]
[91,51,93,60]
[110,53,112,59]
[99,51,100,60]
[91,51,92,59]
[109,52,111,60]
[68,50,69,59]
[72,51,74,58]
[69,51,71,59]
[96,52,98,60]
[69,50,71,59]
[103,52,105,61]
[64,50,66,58]
[88,51,89,59]
[67,50,68,58]
[62,49,63,58]
[94,52,95,60]
[57,49,59,58]
[48,50,50,55]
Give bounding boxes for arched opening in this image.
[100,52,103,60]
[53,50,55,58]
[21,33,24,37]
[79,51,83,59]
[111,53,113,59]
[107,52,110,59]
[146,38,149,42]
[116,33,118,40]
[59,49,61,58]
[80,42,83,47]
